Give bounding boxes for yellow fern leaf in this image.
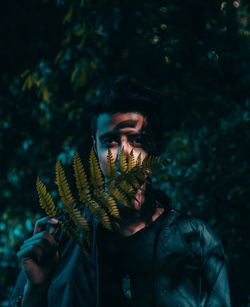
[142,155,157,169]
[88,199,112,230]
[129,165,146,183]
[136,152,142,166]
[89,148,104,188]
[128,150,135,171]
[93,189,120,219]
[124,172,142,190]
[71,208,90,245]
[142,155,158,177]
[106,149,117,179]
[119,147,128,173]
[107,181,130,207]
[117,180,135,202]
[55,160,76,210]
[73,151,91,203]
[36,177,60,217]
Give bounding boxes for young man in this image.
[10,77,231,306]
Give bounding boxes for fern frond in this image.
[142,155,158,170]
[93,189,120,219]
[141,155,158,177]
[126,166,150,188]
[55,160,76,210]
[136,152,142,166]
[88,200,112,230]
[89,148,104,188]
[130,165,146,183]
[117,180,135,199]
[73,151,91,203]
[119,147,128,173]
[106,149,117,179]
[71,208,90,245]
[56,158,90,243]
[107,181,130,207]
[123,172,142,190]
[128,150,135,171]
[36,177,60,217]
[37,148,161,257]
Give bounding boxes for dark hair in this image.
[89,76,166,155]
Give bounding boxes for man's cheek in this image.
[99,152,108,175]
[110,149,118,161]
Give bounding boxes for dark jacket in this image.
[9,208,231,307]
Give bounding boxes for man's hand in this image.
[17,217,60,288]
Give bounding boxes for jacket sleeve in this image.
[8,270,27,307]
[199,222,231,307]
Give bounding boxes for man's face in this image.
[94,112,155,177]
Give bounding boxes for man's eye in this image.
[132,138,142,144]
[130,136,145,146]
[102,137,118,147]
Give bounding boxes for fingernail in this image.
[49,218,58,224]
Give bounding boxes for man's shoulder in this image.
[162,208,225,257]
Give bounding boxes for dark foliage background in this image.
[0,0,249,305]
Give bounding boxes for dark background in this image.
[0,0,249,306]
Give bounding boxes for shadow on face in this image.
[94,112,157,177]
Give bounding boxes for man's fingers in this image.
[45,219,60,239]
[34,217,51,234]
[17,244,44,261]
[34,217,58,235]
[24,231,57,248]
[21,237,56,253]
[18,237,59,264]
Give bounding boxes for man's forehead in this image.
[96,112,148,134]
